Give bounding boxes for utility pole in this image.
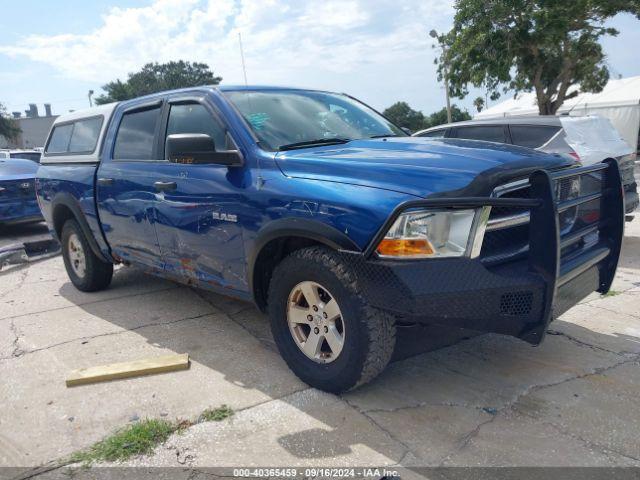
[429,29,452,124]
[88,90,94,108]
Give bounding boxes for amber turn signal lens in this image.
[376,238,435,257]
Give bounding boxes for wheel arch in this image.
[51,193,110,263]
[249,218,361,312]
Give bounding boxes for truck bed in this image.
[36,164,110,258]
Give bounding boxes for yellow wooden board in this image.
[66,353,190,387]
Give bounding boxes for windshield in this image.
[224,90,405,150]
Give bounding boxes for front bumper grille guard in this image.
[364,160,625,344]
[522,159,624,343]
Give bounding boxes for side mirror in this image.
[165,133,243,166]
[401,127,412,135]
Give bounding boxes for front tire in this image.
[61,219,113,292]
[268,246,396,392]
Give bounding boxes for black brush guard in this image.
[522,159,624,342]
[347,160,624,345]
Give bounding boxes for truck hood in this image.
[275,137,574,198]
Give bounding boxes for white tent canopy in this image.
[476,76,640,151]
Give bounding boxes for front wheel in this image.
[61,219,113,292]
[268,246,396,392]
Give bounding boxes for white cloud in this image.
[3,1,637,116]
[0,0,453,83]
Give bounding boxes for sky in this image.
[0,0,639,118]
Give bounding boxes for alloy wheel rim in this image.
[67,233,86,278]
[286,281,345,363]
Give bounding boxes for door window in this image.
[454,126,506,143]
[510,125,561,148]
[418,129,446,138]
[166,103,226,151]
[113,107,162,160]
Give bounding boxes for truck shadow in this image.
[56,257,640,466]
[0,221,49,244]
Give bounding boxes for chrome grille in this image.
[481,171,604,264]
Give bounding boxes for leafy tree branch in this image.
[440,0,640,114]
[0,102,21,141]
[95,61,222,105]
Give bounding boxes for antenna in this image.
[238,32,248,86]
[237,32,263,188]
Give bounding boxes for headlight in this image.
[376,209,477,258]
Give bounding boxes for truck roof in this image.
[217,85,331,92]
[112,85,339,107]
[59,86,345,118]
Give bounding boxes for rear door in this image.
[96,102,164,268]
[151,96,247,289]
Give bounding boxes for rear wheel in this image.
[268,246,396,392]
[61,219,113,292]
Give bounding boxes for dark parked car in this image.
[0,149,42,163]
[414,117,638,215]
[0,158,43,225]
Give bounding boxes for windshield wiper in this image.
[368,134,403,139]
[278,138,351,151]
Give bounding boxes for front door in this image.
[152,98,248,291]
[96,103,164,268]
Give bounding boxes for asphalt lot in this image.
[1,214,639,472]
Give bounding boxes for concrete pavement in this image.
[0,217,639,471]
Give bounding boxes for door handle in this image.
[154,181,177,192]
[97,177,114,186]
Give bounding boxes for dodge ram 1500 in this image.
[36,86,624,392]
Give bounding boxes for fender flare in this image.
[247,218,361,305]
[51,193,111,263]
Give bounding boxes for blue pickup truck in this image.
[36,86,624,392]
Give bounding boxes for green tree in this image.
[0,102,20,141]
[383,101,428,132]
[473,96,485,113]
[440,0,640,115]
[95,61,222,104]
[425,105,471,128]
